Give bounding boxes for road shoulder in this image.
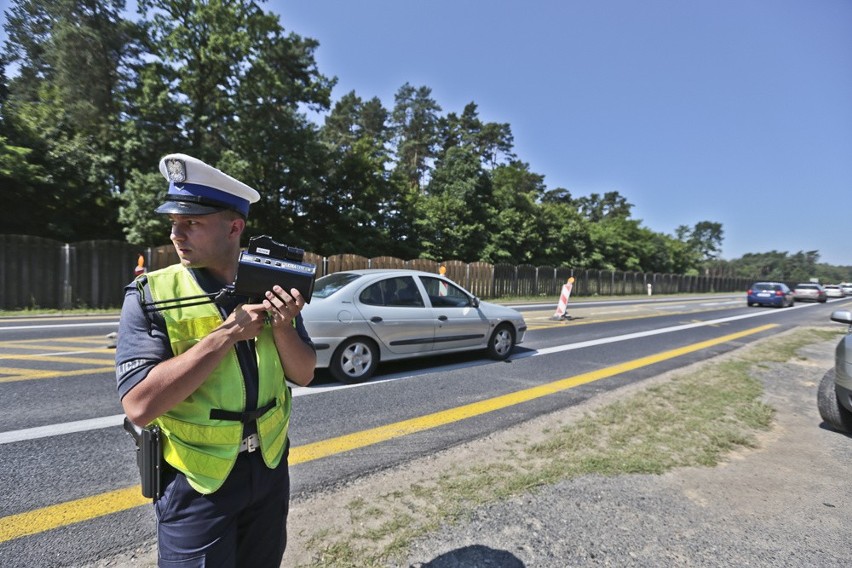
[285,330,851,567]
[398,335,852,567]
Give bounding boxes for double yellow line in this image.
[0,323,777,543]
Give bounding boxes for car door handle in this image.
[370,316,383,323]
[437,315,448,321]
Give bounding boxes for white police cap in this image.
[155,153,260,217]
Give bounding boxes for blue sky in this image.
[269,0,852,265]
[3,0,850,265]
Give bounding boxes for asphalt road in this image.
[0,295,846,567]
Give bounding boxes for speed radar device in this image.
[140,235,317,312]
[234,236,316,303]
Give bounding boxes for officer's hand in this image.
[224,303,268,341]
[262,285,305,329]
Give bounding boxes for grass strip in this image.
[296,327,840,567]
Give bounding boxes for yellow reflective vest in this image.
[145,264,291,494]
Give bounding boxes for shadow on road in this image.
[417,544,525,567]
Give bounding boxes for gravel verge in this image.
[399,336,852,567]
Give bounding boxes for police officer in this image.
[115,153,316,567]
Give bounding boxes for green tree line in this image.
[1,0,848,283]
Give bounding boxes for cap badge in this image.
[164,158,187,183]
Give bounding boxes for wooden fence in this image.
[0,235,755,310]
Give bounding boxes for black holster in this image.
[123,416,163,500]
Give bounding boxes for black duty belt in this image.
[210,399,276,423]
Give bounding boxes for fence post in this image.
[62,243,72,310]
[534,266,539,297]
[514,265,519,296]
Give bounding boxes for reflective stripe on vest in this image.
[146,264,290,494]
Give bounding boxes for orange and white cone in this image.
[134,254,146,277]
[552,277,575,320]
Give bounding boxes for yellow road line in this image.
[521,301,730,329]
[0,336,111,347]
[0,488,149,542]
[39,337,112,346]
[290,323,777,464]
[0,345,114,354]
[0,355,114,364]
[0,366,116,383]
[523,304,738,330]
[0,322,777,543]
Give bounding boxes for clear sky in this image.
[2,0,850,265]
[268,0,852,265]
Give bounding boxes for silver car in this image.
[300,269,527,383]
[818,310,852,433]
[824,284,845,298]
[792,282,827,303]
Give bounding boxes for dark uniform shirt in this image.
[115,267,313,433]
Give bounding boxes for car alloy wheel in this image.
[330,337,379,384]
[486,324,516,360]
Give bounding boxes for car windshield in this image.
[753,283,778,291]
[312,272,362,299]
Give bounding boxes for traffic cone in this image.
[552,277,575,320]
[134,254,146,277]
[438,265,449,296]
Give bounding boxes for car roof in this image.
[329,269,443,277]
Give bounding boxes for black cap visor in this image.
[155,198,230,216]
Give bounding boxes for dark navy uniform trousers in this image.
[155,445,290,567]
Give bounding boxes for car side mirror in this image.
[830,310,852,325]
[471,296,480,308]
